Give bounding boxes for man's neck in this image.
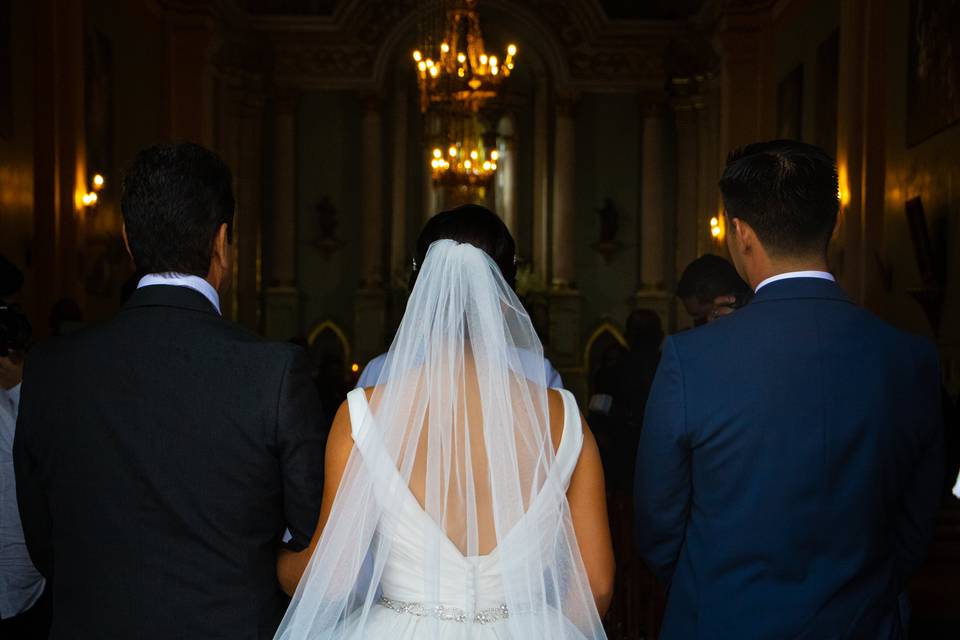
[748,256,830,290]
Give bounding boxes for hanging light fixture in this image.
[413,0,516,188]
[428,112,498,187]
[412,0,518,114]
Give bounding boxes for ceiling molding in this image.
[250,0,704,92]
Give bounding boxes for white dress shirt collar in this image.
[755,270,835,293]
[137,273,221,315]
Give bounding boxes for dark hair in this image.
[121,143,235,276]
[0,255,24,299]
[676,254,751,303]
[719,139,839,256]
[412,204,517,289]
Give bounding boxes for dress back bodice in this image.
[346,388,584,613]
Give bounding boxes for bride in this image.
[275,205,614,639]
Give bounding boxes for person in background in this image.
[676,254,753,326]
[356,206,563,390]
[0,256,50,638]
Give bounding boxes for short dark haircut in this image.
[676,254,751,303]
[0,255,24,298]
[719,139,839,256]
[121,143,235,276]
[412,204,517,289]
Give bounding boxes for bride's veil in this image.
[275,239,605,639]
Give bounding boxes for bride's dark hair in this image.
[411,204,517,290]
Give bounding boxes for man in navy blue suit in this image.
[634,140,944,639]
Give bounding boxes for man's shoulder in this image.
[836,303,938,363]
[30,309,301,372]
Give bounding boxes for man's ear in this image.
[731,218,755,253]
[212,223,230,270]
[121,224,135,265]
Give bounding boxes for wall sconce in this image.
[710,215,725,242]
[81,173,105,209]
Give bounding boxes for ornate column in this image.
[836,0,887,307]
[355,94,387,365]
[548,93,581,386]
[495,113,518,236]
[390,86,409,285]
[697,74,722,259]
[162,2,218,146]
[635,95,673,330]
[219,83,265,331]
[360,95,384,289]
[715,2,776,160]
[551,96,577,290]
[671,79,703,330]
[32,0,86,328]
[531,74,550,288]
[266,88,300,340]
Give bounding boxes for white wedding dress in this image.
[338,387,586,639]
[275,240,606,640]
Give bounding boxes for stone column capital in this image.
[668,76,706,114]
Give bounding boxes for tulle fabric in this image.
[274,240,606,639]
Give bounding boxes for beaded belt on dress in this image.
[377,596,509,624]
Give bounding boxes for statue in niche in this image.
[312,195,343,259]
[592,197,623,262]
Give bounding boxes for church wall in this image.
[0,0,35,298]
[296,91,364,350]
[82,0,165,320]
[761,0,959,394]
[880,0,960,396]
[770,0,841,144]
[573,92,643,344]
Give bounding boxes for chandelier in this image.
[413,0,516,187]
[429,116,500,187]
[412,0,517,113]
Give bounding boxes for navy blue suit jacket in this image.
[634,277,943,640]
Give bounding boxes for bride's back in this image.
[370,367,568,557]
[274,208,611,639]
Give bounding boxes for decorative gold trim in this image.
[307,319,352,367]
[559,322,628,376]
